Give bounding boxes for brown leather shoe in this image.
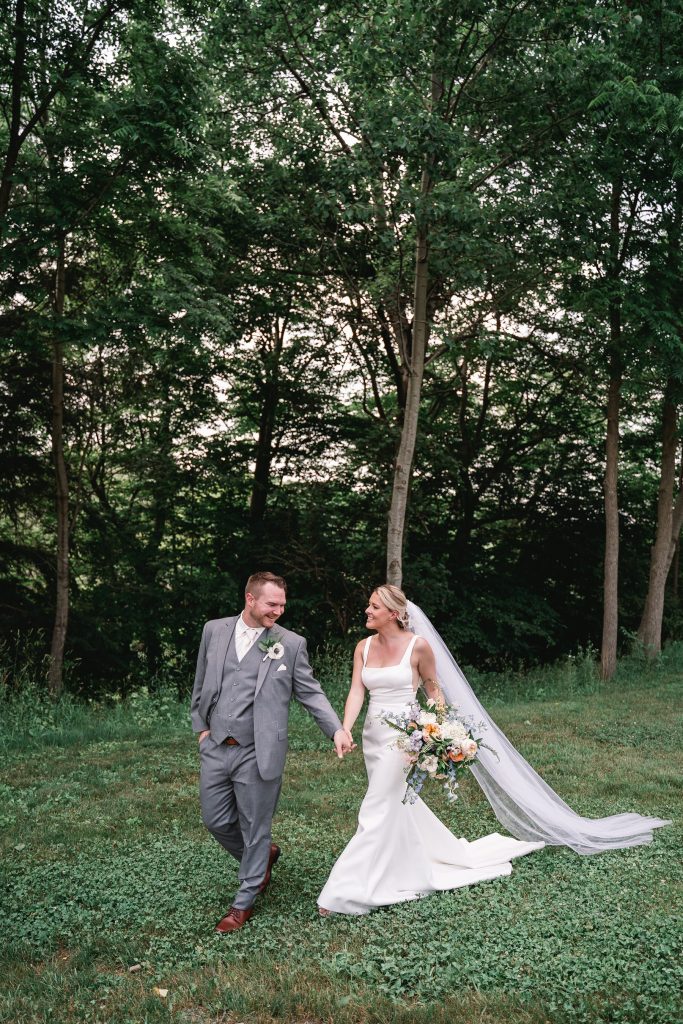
[215,906,253,934]
[258,843,281,894]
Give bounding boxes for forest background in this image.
[2,0,683,700]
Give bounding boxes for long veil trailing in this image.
[407,602,671,855]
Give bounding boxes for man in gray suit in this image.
[191,571,353,933]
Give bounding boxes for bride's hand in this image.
[333,728,356,758]
[343,727,356,751]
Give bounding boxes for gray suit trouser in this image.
[199,736,281,910]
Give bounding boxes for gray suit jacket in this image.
[190,616,343,780]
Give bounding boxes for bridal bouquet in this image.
[384,690,486,804]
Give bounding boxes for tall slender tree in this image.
[208,0,600,586]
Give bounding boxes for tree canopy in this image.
[2,0,683,693]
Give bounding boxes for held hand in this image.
[198,729,211,744]
[333,728,356,759]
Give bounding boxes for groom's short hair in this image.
[245,571,287,597]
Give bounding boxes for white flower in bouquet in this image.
[417,711,437,726]
[440,720,467,741]
[460,738,478,759]
[421,754,439,774]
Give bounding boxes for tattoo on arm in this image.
[421,678,445,702]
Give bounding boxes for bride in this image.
[317,585,670,916]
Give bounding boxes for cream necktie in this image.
[236,626,258,662]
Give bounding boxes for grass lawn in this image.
[1,658,681,1024]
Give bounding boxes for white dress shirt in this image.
[235,614,265,662]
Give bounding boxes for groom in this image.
[191,571,352,933]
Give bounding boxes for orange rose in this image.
[423,723,440,737]
[448,750,465,762]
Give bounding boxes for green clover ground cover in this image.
[0,659,681,1024]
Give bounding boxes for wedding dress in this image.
[317,633,545,915]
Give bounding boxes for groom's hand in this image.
[333,728,356,759]
[198,730,211,744]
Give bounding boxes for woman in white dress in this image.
[319,585,670,915]
[317,585,545,915]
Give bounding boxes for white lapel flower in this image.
[259,635,285,661]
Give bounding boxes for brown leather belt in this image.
[223,737,239,746]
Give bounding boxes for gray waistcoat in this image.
[209,630,263,746]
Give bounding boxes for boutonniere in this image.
[258,634,285,661]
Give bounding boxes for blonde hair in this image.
[374,584,410,629]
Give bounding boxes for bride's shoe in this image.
[318,906,331,916]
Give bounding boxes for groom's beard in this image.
[254,612,281,629]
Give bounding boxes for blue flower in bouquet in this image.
[407,730,424,751]
[404,767,427,803]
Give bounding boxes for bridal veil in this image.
[407,601,670,855]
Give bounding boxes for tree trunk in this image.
[0,0,26,226]
[2,0,120,227]
[601,366,621,681]
[637,386,683,655]
[638,184,683,649]
[249,321,284,529]
[249,393,278,528]
[140,408,172,679]
[671,449,683,598]
[672,534,680,600]
[386,221,429,586]
[385,69,442,587]
[48,234,68,696]
[600,177,624,682]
